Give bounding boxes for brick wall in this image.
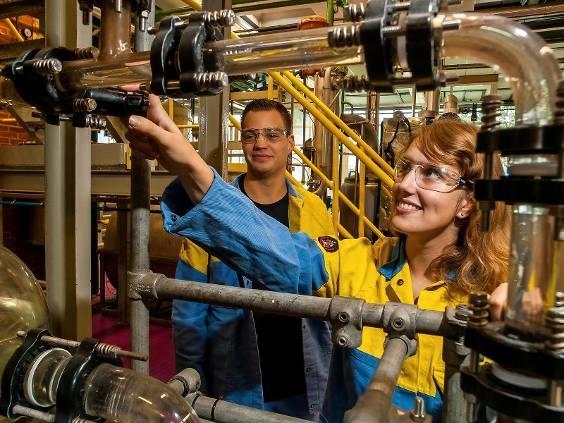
[0,110,30,145]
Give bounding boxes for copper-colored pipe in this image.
[99,0,132,60]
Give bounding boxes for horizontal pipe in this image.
[191,395,310,423]
[141,275,457,338]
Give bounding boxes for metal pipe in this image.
[99,0,131,59]
[190,395,310,423]
[344,337,409,423]
[140,275,456,338]
[128,0,155,374]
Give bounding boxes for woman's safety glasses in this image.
[394,158,474,193]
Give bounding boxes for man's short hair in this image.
[241,99,292,133]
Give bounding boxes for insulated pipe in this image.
[343,337,411,423]
[138,275,458,338]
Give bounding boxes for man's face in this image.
[241,110,294,177]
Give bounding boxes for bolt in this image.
[32,58,63,75]
[195,72,229,91]
[337,312,349,323]
[344,3,366,22]
[114,0,122,13]
[337,335,350,347]
[204,9,236,27]
[455,304,472,322]
[442,19,461,31]
[74,47,99,60]
[392,318,405,330]
[72,98,97,113]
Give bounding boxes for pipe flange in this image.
[405,0,442,90]
[150,15,183,95]
[359,0,394,92]
[177,12,225,96]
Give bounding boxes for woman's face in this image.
[391,144,474,243]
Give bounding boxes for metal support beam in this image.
[44,0,92,340]
[129,0,155,374]
[198,0,231,177]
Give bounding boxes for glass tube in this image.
[55,26,362,91]
[505,205,558,337]
[443,13,561,125]
[84,363,201,423]
[206,26,363,75]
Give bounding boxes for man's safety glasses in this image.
[241,128,289,144]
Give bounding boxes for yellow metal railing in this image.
[173,0,391,240]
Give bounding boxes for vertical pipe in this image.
[45,0,92,341]
[129,0,154,374]
[99,0,131,59]
[267,75,274,100]
[198,0,231,177]
[358,145,365,238]
[331,134,340,232]
[411,86,417,118]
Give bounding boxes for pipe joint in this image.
[128,271,163,300]
[382,302,418,339]
[329,295,366,348]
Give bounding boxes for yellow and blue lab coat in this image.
[161,170,467,422]
[173,174,335,418]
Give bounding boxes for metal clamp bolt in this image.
[329,296,366,349]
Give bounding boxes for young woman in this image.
[126,95,510,421]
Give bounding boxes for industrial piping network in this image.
[0,0,562,422]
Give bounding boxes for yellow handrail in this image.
[282,71,394,177]
[273,73,394,189]
[293,148,385,239]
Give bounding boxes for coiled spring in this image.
[32,58,62,75]
[96,342,121,359]
[72,98,97,113]
[195,72,228,90]
[555,79,564,125]
[480,94,503,131]
[345,3,366,22]
[328,25,361,48]
[204,9,235,27]
[85,115,107,130]
[333,75,371,92]
[468,292,490,328]
[73,47,99,60]
[545,292,564,354]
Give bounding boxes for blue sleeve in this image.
[172,259,209,392]
[161,170,331,296]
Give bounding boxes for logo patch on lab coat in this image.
[318,236,339,252]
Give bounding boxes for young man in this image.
[172,99,335,420]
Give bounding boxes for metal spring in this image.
[85,115,107,130]
[32,58,62,75]
[72,98,97,113]
[96,342,120,358]
[73,47,99,60]
[328,25,361,48]
[555,79,564,125]
[545,301,564,354]
[468,292,489,328]
[195,72,228,90]
[480,94,503,131]
[334,75,371,92]
[345,3,366,22]
[72,418,97,423]
[204,9,236,27]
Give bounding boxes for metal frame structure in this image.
[0,0,562,421]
